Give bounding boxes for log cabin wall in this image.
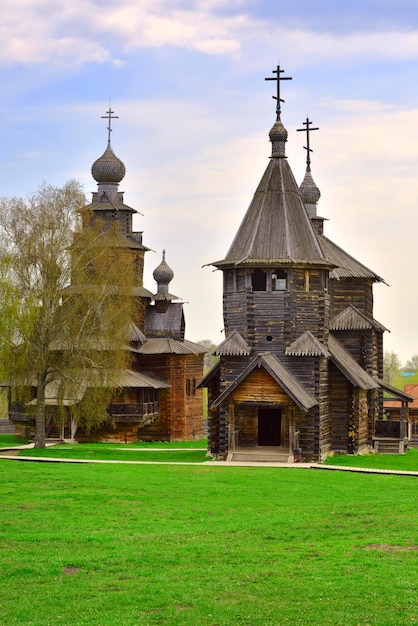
[329,362,352,453]
[352,388,369,452]
[297,405,319,459]
[329,277,374,319]
[223,268,330,354]
[318,356,332,459]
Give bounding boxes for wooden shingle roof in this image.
[330,305,388,333]
[285,330,330,357]
[214,330,252,356]
[318,234,385,283]
[211,152,332,269]
[135,338,207,355]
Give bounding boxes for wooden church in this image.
[199,66,411,462]
[10,112,206,443]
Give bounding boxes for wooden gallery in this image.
[198,65,412,462]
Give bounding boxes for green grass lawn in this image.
[8,440,208,463]
[323,448,418,471]
[15,443,209,463]
[0,433,29,447]
[0,460,417,625]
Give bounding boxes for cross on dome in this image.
[297,117,319,171]
[265,64,292,120]
[101,107,119,145]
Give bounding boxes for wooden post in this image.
[228,401,236,451]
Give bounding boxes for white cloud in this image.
[0,0,242,67]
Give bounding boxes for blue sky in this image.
[1,0,418,362]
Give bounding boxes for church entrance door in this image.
[258,408,281,446]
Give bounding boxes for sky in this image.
[1,0,418,364]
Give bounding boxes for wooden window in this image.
[251,269,267,291]
[272,269,287,291]
[186,379,196,396]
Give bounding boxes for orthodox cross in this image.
[101,107,119,144]
[265,64,292,119]
[297,117,319,170]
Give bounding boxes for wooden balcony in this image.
[108,402,159,424]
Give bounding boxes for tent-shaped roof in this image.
[210,118,332,270]
[210,352,318,412]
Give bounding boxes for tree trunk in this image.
[34,378,47,448]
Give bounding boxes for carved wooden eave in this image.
[330,305,388,333]
[214,330,252,356]
[285,330,330,357]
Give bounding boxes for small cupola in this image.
[91,108,126,201]
[153,250,178,313]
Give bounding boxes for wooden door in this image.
[258,408,281,446]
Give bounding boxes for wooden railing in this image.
[375,420,401,438]
[108,402,159,422]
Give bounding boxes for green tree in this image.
[404,354,418,372]
[0,181,135,448]
[198,339,219,373]
[383,350,401,385]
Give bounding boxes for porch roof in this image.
[378,379,414,403]
[210,352,318,412]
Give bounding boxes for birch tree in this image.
[0,181,135,447]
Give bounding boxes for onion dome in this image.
[153,250,174,286]
[91,142,126,184]
[299,168,321,216]
[269,119,288,158]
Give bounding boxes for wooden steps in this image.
[373,437,408,454]
[227,447,292,463]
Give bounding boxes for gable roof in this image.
[328,335,379,390]
[330,305,388,332]
[210,352,318,412]
[285,330,330,357]
[214,330,252,356]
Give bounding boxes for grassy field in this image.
[0,459,417,625]
[323,448,418,471]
